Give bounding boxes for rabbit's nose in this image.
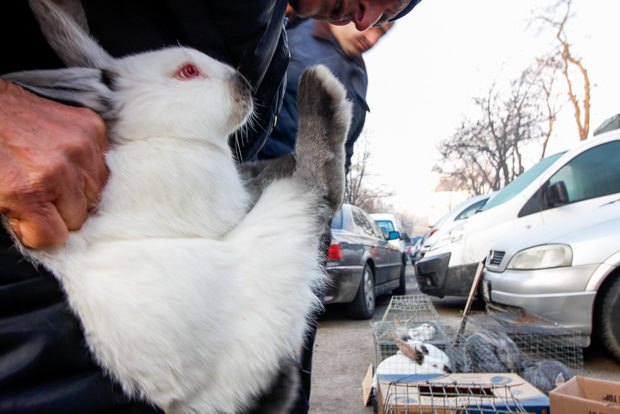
[231,72,253,105]
[233,71,253,94]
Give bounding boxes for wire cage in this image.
[372,319,465,375]
[372,295,468,376]
[460,310,585,371]
[379,378,530,414]
[381,294,440,322]
[371,294,579,408]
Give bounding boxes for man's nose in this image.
[352,0,384,31]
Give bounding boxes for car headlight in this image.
[507,244,572,270]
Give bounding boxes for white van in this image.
[370,213,409,254]
[415,127,620,297]
[369,212,410,295]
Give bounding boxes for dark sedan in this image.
[324,204,405,319]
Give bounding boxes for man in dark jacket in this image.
[260,18,393,171]
[0,0,421,412]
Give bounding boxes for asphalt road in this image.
[308,264,620,413]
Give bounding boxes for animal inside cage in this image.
[377,376,536,414]
[374,295,471,376]
[372,318,467,376]
[461,311,585,371]
[453,311,582,395]
[372,294,580,398]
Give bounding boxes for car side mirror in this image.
[387,231,400,240]
[545,181,569,207]
[399,232,410,242]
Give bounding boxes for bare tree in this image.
[536,0,591,141]
[344,131,394,212]
[436,71,545,192]
[392,210,427,237]
[527,56,565,159]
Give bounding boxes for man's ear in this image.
[1,68,115,116]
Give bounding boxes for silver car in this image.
[482,201,620,361]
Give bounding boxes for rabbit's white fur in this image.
[2,1,352,412]
[373,341,449,389]
[12,49,323,413]
[408,323,436,342]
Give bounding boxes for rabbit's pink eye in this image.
[176,63,201,80]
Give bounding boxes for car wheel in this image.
[597,275,620,362]
[392,256,407,295]
[349,263,375,319]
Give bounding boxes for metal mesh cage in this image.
[381,294,440,322]
[372,294,579,405]
[461,311,585,370]
[372,319,465,375]
[373,296,468,375]
[380,379,530,414]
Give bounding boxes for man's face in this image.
[290,0,410,31]
[330,22,392,57]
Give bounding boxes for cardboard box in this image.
[550,376,620,414]
[376,373,550,414]
[362,364,374,406]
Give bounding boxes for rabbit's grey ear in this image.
[28,0,112,68]
[2,68,115,116]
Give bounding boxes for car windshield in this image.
[374,220,395,236]
[330,207,344,230]
[455,198,489,220]
[480,152,565,211]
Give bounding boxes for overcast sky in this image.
[359,0,620,222]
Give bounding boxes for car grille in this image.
[488,250,505,266]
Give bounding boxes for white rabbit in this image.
[391,317,436,343]
[400,340,452,373]
[1,1,351,413]
[376,340,451,378]
[392,315,412,341]
[380,317,448,379]
[375,353,445,378]
[408,323,436,342]
[373,339,450,390]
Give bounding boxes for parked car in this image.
[405,236,422,265]
[370,213,410,255]
[325,204,405,319]
[481,201,620,362]
[370,212,411,281]
[416,127,620,298]
[417,193,493,262]
[410,230,430,265]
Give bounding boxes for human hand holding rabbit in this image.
[0,78,109,248]
[0,1,351,412]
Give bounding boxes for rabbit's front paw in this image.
[294,65,352,215]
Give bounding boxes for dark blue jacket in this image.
[1,1,288,412]
[258,19,370,173]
